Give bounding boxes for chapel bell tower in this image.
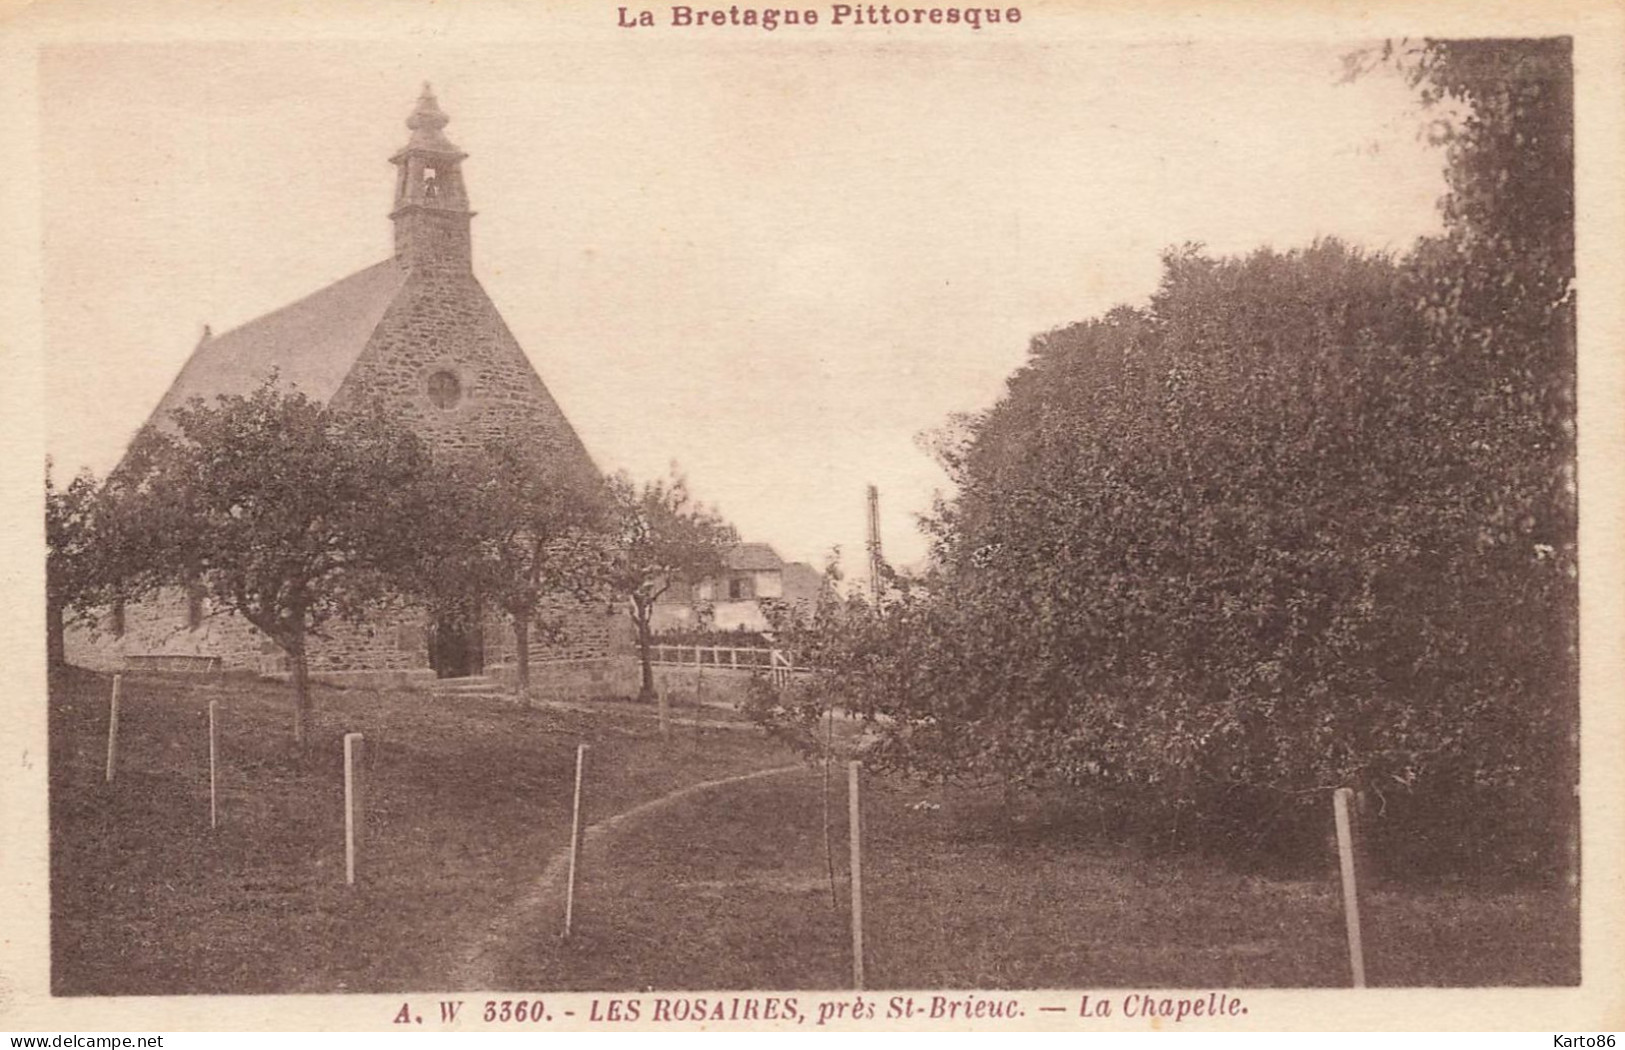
[391,84,475,272]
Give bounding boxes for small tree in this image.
[604,470,736,702]
[98,379,432,746]
[409,440,609,701]
[45,460,102,669]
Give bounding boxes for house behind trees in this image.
[652,543,829,634]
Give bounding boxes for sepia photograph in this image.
[3,0,1622,1034]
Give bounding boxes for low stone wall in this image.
[475,657,766,705]
[484,656,639,701]
[264,667,440,692]
[643,664,767,706]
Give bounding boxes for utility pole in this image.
[866,483,883,605]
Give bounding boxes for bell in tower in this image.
[390,83,476,271]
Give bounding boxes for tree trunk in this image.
[46,595,66,670]
[634,602,655,702]
[291,643,312,748]
[514,616,532,705]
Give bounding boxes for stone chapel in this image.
[65,86,623,693]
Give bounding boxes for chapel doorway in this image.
[429,611,484,679]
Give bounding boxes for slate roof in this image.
[146,259,409,426]
[724,542,784,572]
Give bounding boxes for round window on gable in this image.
[426,370,462,410]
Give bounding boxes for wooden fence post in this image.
[208,700,219,829]
[564,743,589,938]
[344,733,365,886]
[104,674,122,783]
[1333,786,1367,987]
[848,759,865,990]
[659,688,670,738]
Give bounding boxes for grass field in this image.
[493,767,1579,989]
[49,667,787,995]
[50,668,1578,994]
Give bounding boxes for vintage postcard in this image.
[2,0,1622,1034]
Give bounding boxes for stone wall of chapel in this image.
[65,591,431,677]
[331,271,595,471]
[64,592,638,693]
[305,603,427,674]
[64,590,274,674]
[481,597,626,670]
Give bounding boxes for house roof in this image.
[146,259,409,427]
[724,542,784,572]
[780,561,828,605]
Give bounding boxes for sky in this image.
[40,33,1449,580]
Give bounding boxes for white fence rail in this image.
[649,644,804,686]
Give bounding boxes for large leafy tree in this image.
[886,244,1436,809]
[99,380,433,746]
[1388,37,1577,867]
[45,461,102,669]
[407,440,609,701]
[773,38,1576,875]
[604,471,736,702]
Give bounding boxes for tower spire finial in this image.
[405,84,453,141]
[390,85,473,271]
